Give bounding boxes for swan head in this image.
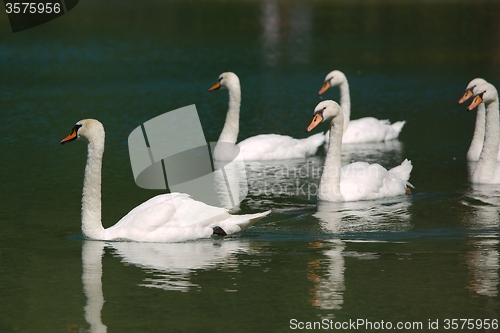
[61,119,104,144]
[467,82,498,111]
[208,72,240,92]
[459,78,487,104]
[318,70,347,95]
[306,100,342,132]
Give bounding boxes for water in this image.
[0,0,499,332]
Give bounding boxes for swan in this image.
[466,82,500,184]
[60,119,270,242]
[306,100,413,202]
[209,72,325,160]
[318,70,405,144]
[458,78,500,161]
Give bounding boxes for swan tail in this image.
[217,210,271,234]
[385,121,406,140]
[241,210,271,230]
[303,132,325,146]
[388,159,413,183]
[293,132,325,156]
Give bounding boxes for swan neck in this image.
[81,136,106,239]
[319,114,344,201]
[218,84,241,144]
[473,99,499,182]
[467,103,486,161]
[339,81,351,132]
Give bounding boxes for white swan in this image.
[61,119,270,242]
[307,100,413,202]
[209,72,325,160]
[466,82,500,184]
[458,78,500,161]
[319,70,405,144]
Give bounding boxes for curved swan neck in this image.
[319,114,344,201]
[473,99,499,182]
[218,83,241,144]
[467,103,486,161]
[81,134,106,239]
[338,80,351,132]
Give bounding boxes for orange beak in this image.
[458,89,473,104]
[61,127,78,144]
[467,94,483,111]
[306,113,324,132]
[209,81,221,91]
[318,81,331,95]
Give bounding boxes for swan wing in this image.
[340,160,411,201]
[340,162,386,201]
[342,117,404,143]
[106,193,225,241]
[215,210,271,234]
[238,133,324,160]
[105,193,269,242]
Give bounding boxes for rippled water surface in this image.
[0,0,499,332]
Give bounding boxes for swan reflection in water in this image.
[306,198,411,314]
[81,240,252,332]
[111,240,250,291]
[213,157,248,212]
[315,197,412,234]
[260,1,313,66]
[82,242,107,333]
[463,183,500,297]
[307,239,346,312]
[340,140,404,166]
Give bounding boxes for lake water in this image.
[0,0,499,332]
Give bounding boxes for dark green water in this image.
[0,0,499,332]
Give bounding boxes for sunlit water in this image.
[0,0,499,332]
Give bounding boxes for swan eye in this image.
[61,124,82,144]
[314,108,325,117]
[468,91,485,111]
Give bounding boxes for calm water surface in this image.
[0,0,499,332]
